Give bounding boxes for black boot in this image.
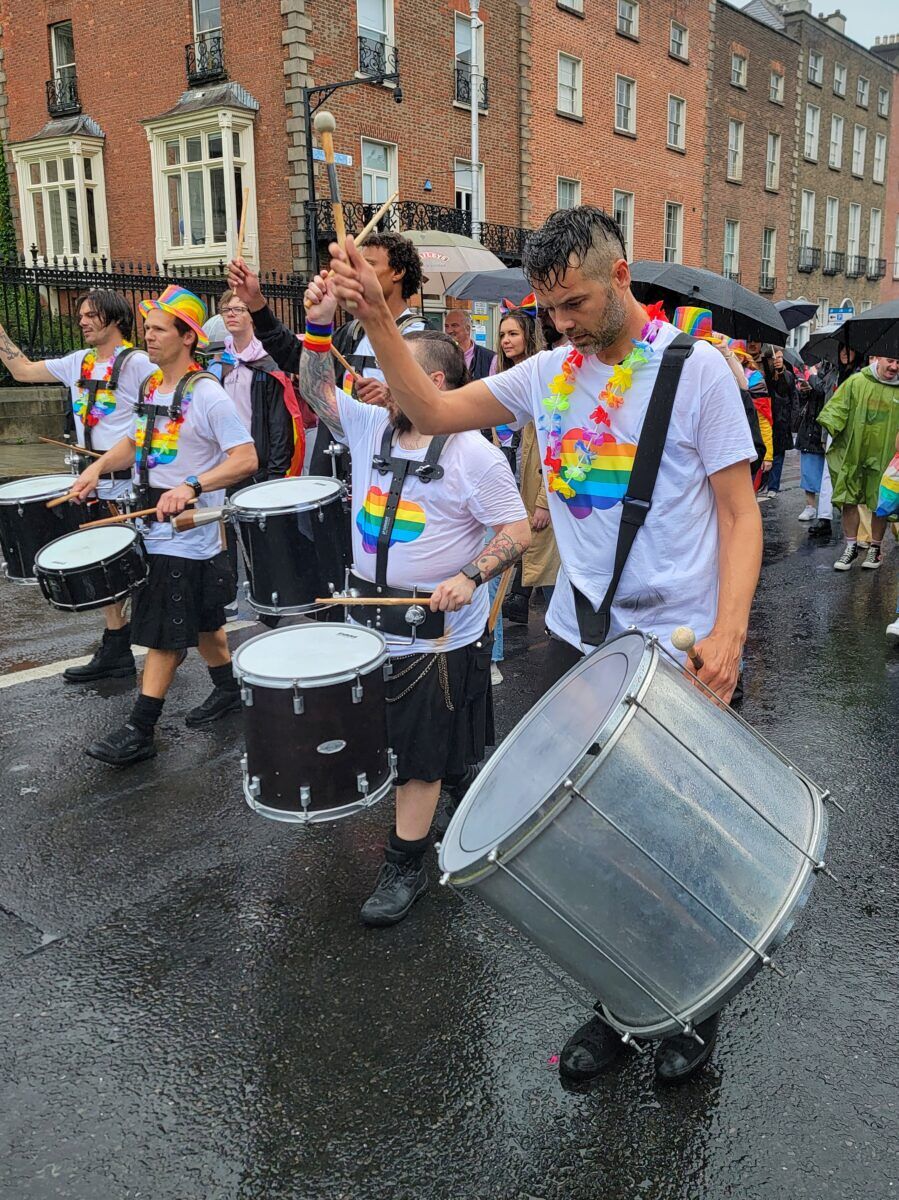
[653,1012,720,1084]
[64,626,135,683]
[559,1014,625,1082]
[186,663,241,727]
[360,846,428,927]
[85,722,157,767]
[808,517,832,539]
[503,592,530,624]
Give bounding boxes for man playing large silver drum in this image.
[327,206,763,1084]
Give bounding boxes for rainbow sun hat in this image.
[139,285,209,347]
[673,306,750,358]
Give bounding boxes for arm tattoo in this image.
[298,343,345,438]
[473,530,527,583]
[0,328,24,362]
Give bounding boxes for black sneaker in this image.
[807,517,832,540]
[861,544,883,570]
[654,1012,719,1084]
[833,543,859,572]
[360,848,428,927]
[559,1014,625,1082]
[503,593,530,624]
[64,630,135,683]
[85,722,157,767]
[185,685,241,727]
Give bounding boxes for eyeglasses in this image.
[221,305,249,316]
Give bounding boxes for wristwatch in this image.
[185,476,203,497]
[460,562,483,587]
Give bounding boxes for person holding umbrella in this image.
[798,347,861,535]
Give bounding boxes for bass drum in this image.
[0,474,86,582]
[34,525,148,612]
[439,630,831,1040]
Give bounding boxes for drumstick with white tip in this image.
[315,595,431,607]
[671,626,704,671]
[78,498,198,529]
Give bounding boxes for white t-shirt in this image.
[46,346,152,500]
[336,392,526,654]
[483,323,757,655]
[340,309,427,388]
[131,376,253,561]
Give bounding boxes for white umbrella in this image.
[402,231,506,297]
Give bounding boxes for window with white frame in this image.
[192,0,221,51]
[808,50,823,85]
[800,190,816,248]
[146,110,256,266]
[12,139,109,262]
[847,202,861,258]
[50,21,76,88]
[766,132,781,189]
[727,119,744,181]
[761,227,776,285]
[769,69,784,103]
[852,124,866,176]
[860,300,873,312]
[829,114,844,169]
[878,86,890,118]
[893,214,899,278]
[358,0,391,50]
[617,0,639,37]
[670,21,688,60]
[663,202,682,263]
[857,76,869,107]
[833,62,846,96]
[824,196,839,254]
[731,53,747,88]
[868,208,882,262]
[667,96,685,150]
[454,12,483,81]
[454,159,484,217]
[612,190,634,259]
[804,104,820,159]
[615,76,636,134]
[817,297,828,324]
[557,54,582,117]
[556,177,581,209]
[723,219,740,277]
[362,138,397,205]
[873,133,886,183]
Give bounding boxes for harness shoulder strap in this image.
[573,333,696,647]
[107,346,138,389]
[372,425,451,587]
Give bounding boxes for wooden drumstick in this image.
[315,595,431,607]
[331,343,361,381]
[235,186,250,262]
[171,506,226,532]
[38,435,103,458]
[488,566,514,634]
[46,489,81,509]
[313,110,346,248]
[78,497,198,529]
[355,190,398,247]
[671,625,704,671]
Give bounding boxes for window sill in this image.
[726,176,743,185]
[769,97,784,106]
[765,185,780,194]
[666,143,686,155]
[453,100,489,115]
[556,109,584,123]
[851,171,864,179]
[804,155,819,164]
[616,28,639,42]
[808,78,822,88]
[668,52,689,64]
[556,1,585,16]
[614,127,637,139]
[353,72,397,90]
[833,90,846,99]
[828,163,842,171]
[731,81,747,91]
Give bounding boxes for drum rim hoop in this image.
[232,623,389,689]
[230,476,343,515]
[33,525,141,570]
[0,475,76,503]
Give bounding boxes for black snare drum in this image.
[34,525,148,612]
[0,474,86,583]
[234,623,396,824]
[230,476,349,615]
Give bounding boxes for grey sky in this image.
[840,0,899,46]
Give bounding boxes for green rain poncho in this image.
[819,365,899,511]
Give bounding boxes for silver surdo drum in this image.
[230,476,348,615]
[439,630,831,1041]
[234,623,396,824]
[34,525,148,612]
[0,474,85,582]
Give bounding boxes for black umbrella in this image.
[800,324,845,366]
[629,261,789,344]
[444,268,530,304]
[782,346,806,372]
[839,300,899,359]
[776,299,819,331]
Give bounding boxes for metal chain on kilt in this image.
[385,652,455,711]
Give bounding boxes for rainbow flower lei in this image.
[540,303,667,499]
[134,362,201,468]
[75,342,133,428]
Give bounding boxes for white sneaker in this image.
[490,663,503,686]
[887,618,899,644]
[797,505,817,521]
[757,492,772,504]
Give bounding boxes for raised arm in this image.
[327,237,515,435]
[0,325,58,383]
[227,258,301,375]
[295,275,346,439]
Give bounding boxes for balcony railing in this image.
[455,65,489,110]
[845,254,867,278]
[759,273,776,293]
[797,246,821,273]
[306,199,530,264]
[46,75,81,117]
[723,269,741,283]
[186,32,226,86]
[822,250,845,276]
[866,257,886,280]
[358,35,400,81]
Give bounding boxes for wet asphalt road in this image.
[1,464,898,1200]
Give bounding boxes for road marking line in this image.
[0,621,257,689]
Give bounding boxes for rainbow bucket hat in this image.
[139,285,209,347]
[673,306,749,357]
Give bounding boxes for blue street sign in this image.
[312,148,353,167]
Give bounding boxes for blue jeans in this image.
[488,575,503,662]
[765,453,785,492]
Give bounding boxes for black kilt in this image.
[387,636,494,785]
[130,551,234,650]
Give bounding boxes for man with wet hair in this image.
[326,203,762,1085]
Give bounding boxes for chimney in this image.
[781,0,812,15]
[820,9,846,34]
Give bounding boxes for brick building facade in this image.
[871,32,899,302]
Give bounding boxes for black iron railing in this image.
[46,75,80,117]
[797,246,821,273]
[186,33,226,86]
[866,257,886,280]
[822,251,845,276]
[358,35,399,81]
[455,66,489,109]
[845,254,867,278]
[759,273,776,293]
[723,269,741,283]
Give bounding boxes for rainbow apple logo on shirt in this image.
[357,486,427,553]
[558,427,637,519]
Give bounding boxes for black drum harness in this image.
[75,346,139,479]
[132,369,217,511]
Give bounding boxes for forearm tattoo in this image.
[474,530,527,583]
[298,343,345,438]
[0,328,24,362]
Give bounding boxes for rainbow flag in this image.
[875,453,899,518]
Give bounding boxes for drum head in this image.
[0,474,75,503]
[231,476,341,513]
[233,622,388,688]
[35,525,137,570]
[440,631,649,875]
